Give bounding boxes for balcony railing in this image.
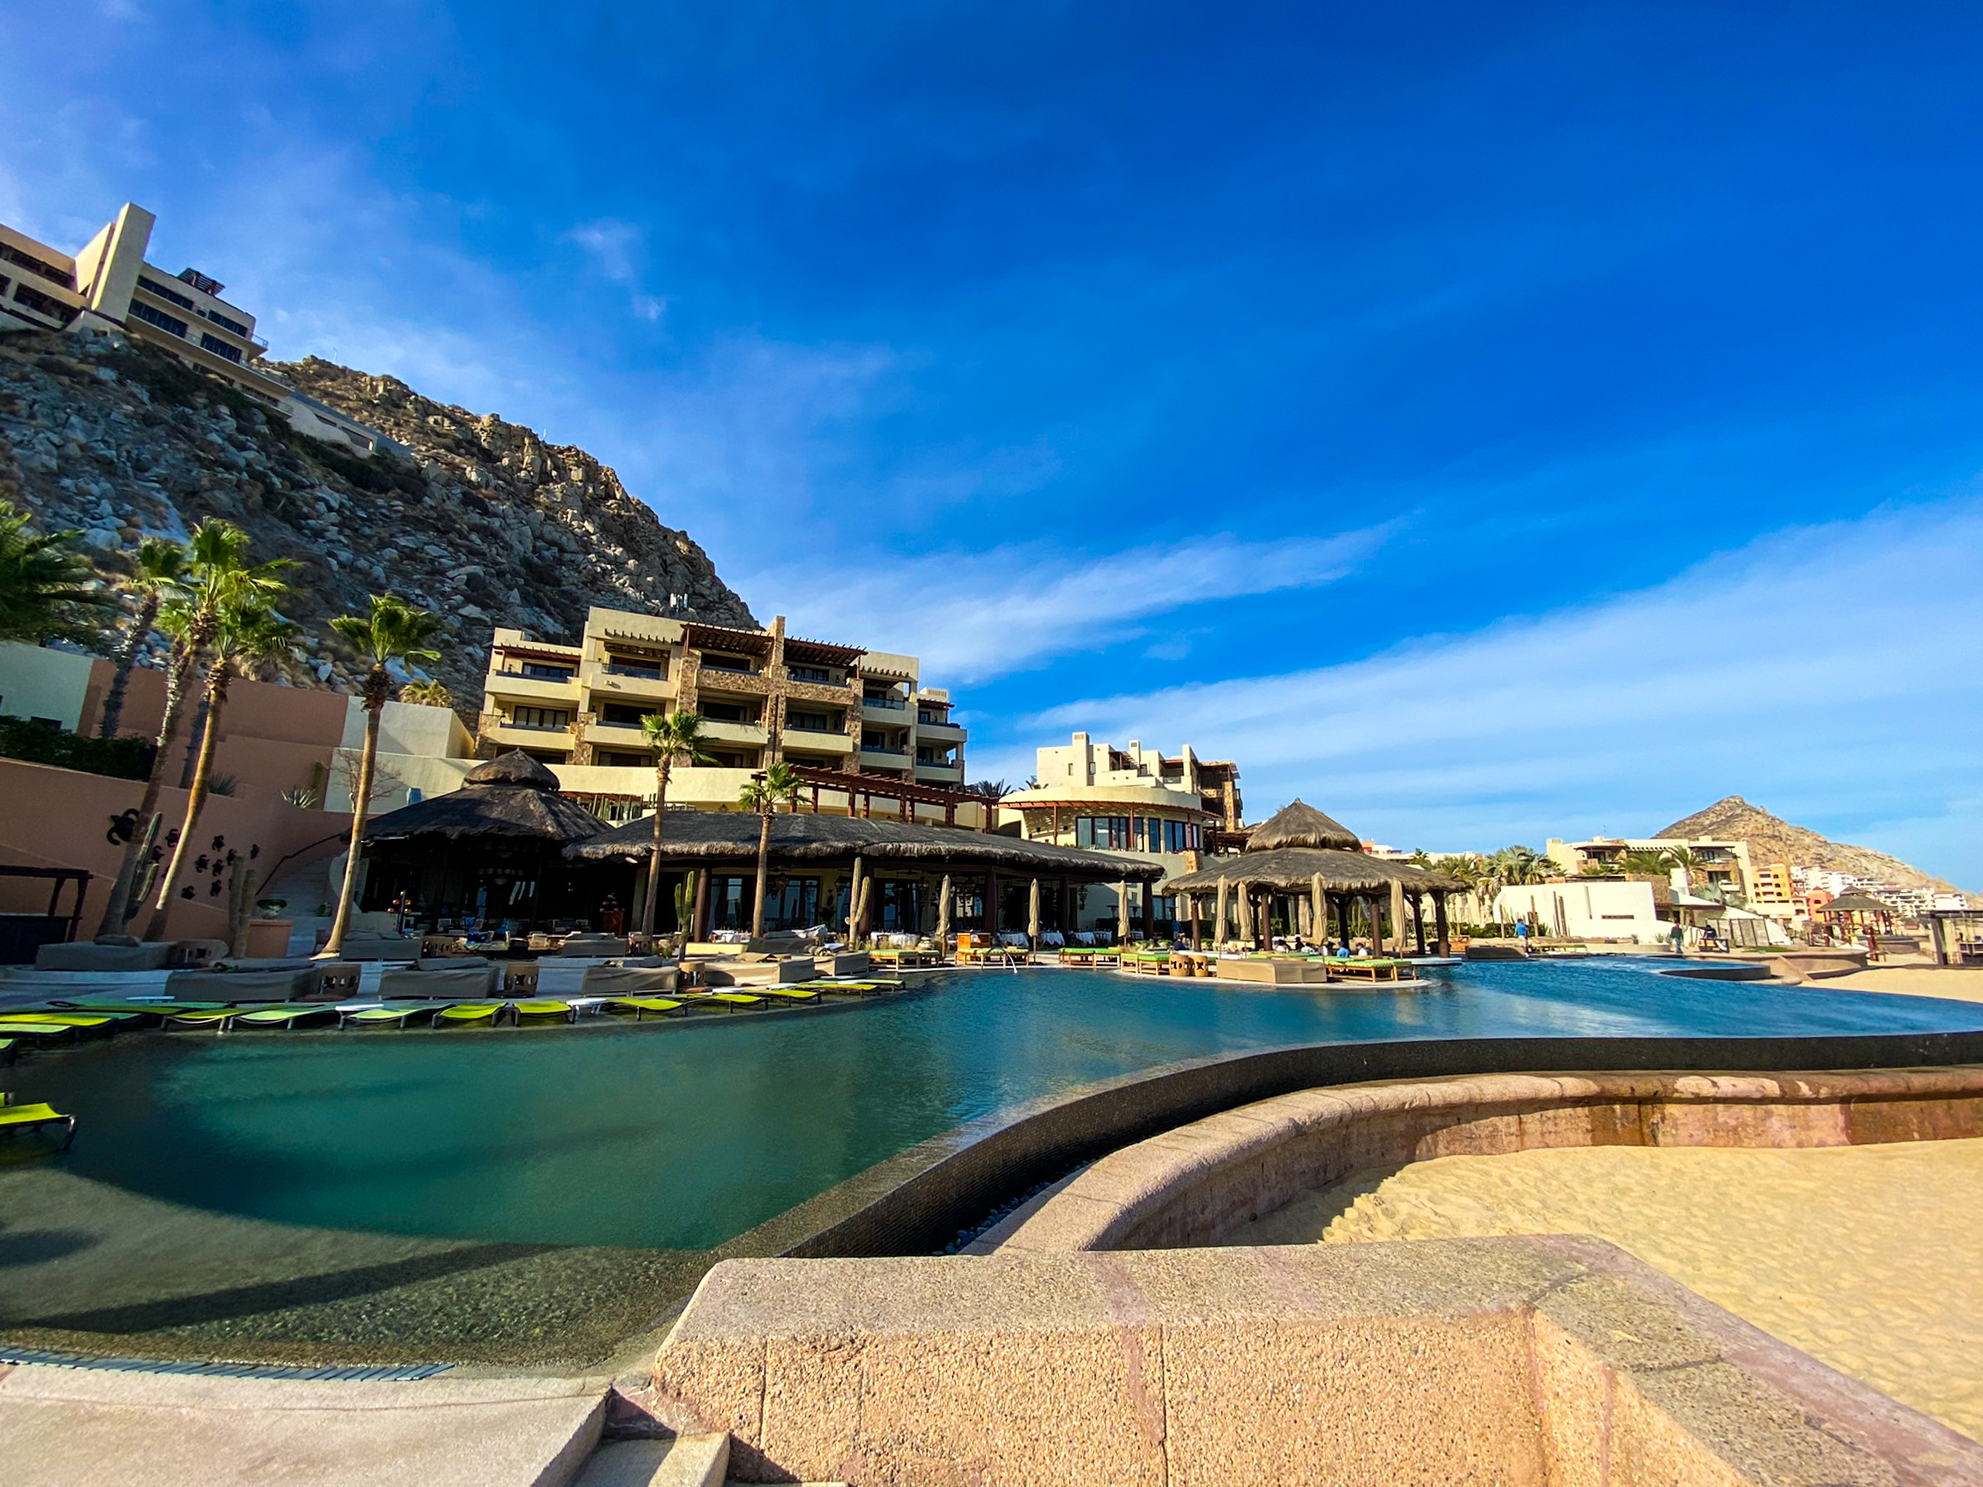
[604,663,666,681]
[788,721,844,734]
[862,743,908,755]
[499,720,568,732]
[701,657,756,674]
[863,696,906,710]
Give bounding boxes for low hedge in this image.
[0,718,153,780]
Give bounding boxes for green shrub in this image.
[0,717,153,780]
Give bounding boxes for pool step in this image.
[568,1434,843,1487]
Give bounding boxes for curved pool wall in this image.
[3,960,1982,1365]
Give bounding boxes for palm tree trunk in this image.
[319,698,384,959]
[750,811,772,938]
[98,593,159,739]
[96,641,195,936]
[641,761,670,941]
[144,661,228,941]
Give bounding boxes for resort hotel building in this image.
[1000,733,1245,936]
[0,201,387,454]
[1545,834,1762,905]
[477,606,979,825]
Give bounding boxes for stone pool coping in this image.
[963,1065,1983,1254]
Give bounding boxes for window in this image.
[510,706,569,730]
[594,750,649,768]
[604,655,666,680]
[517,662,574,681]
[0,241,74,288]
[864,691,906,709]
[13,284,79,326]
[597,703,648,726]
[204,308,251,337]
[701,652,754,673]
[789,709,834,732]
[138,276,198,311]
[128,299,189,338]
[199,332,243,363]
[1161,820,1194,853]
[1076,817,1133,850]
[701,700,756,724]
[788,664,830,684]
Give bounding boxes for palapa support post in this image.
[846,857,865,945]
[1058,876,1072,935]
[1141,881,1153,943]
[1188,893,1201,951]
[1434,890,1450,956]
[985,869,998,942]
[1410,890,1427,955]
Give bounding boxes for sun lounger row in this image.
[0,1090,75,1149]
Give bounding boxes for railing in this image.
[499,720,568,732]
[701,658,756,674]
[603,664,667,681]
[863,744,909,755]
[788,721,844,734]
[863,696,907,710]
[493,669,576,684]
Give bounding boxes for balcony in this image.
[486,670,581,705]
[915,760,965,783]
[588,665,674,703]
[702,718,768,748]
[483,720,572,753]
[783,729,854,755]
[862,695,907,711]
[916,716,965,738]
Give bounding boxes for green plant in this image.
[206,772,238,796]
[638,710,714,941]
[256,897,288,914]
[398,677,453,708]
[99,535,190,738]
[739,761,803,939]
[0,496,114,644]
[98,518,289,935]
[320,594,442,960]
[282,785,319,807]
[0,717,152,779]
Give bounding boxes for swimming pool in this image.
[2,959,1978,1364]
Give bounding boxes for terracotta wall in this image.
[0,756,352,939]
[80,662,351,801]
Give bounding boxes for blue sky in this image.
[5,2,1981,883]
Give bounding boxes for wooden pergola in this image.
[1165,801,1464,955]
[567,810,1161,943]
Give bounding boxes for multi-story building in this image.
[999,733,1233,935]
[1747,862,1796,918]
[0,202,385,454]
[1545,835,1758,904]
[478,606,976,823]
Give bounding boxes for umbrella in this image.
[935,873,952,952]
[1214,878,1230,949]
[1237,885,1254,944]
[1117,878,1130,944]
[1311,873,1326,944]
[845,857,864,941]
[1390,879,1407,955]
[1028,878,1041,948]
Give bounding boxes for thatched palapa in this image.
[364,752,611,845]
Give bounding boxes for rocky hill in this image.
[0,327,755,710]
[1656,796,1956,893]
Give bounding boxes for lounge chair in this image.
[580,965,681,998]
[434,1002,507,1027]
[510,999,576,1024]
[603,996,686,1021]
[0,1021,78,1045]
[685,991,764,1012]
[164,1006,255,1031]
[0,1093,75,1149]
[337,1003,440,1029]
[230,1005,334,1029]
[0,1013,120,1037]
[377,965,499,1000]
[751,986,822,1004]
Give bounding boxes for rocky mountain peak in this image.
[0,330,756,711]
[1656,796,1957,894]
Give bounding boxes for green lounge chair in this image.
[0,1093,75,1150]
[603,996,686,1021]
[751,987,822,1004]
[164,1007,252,1031]
[686,991,764,1012]
[0,1038,15,1065]
[511,999,575,1024]
[1,1011,131,1029]
[230,1005,334,1029]
[0,1021,83,1044]
[337,1003,440,1029]
[435,1002,506,1027]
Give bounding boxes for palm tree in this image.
[1619,848,1673,878]
[1661,846,1701,888]
[96,519,287,935]
[739,761,803,939]
[143,602,299,938]
[637,710,713,942]
[0,498,113,644]
[99,536,190,738]
[398,677,452,708]
[319,595,442,960]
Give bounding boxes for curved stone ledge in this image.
[976,1065,1983,1254]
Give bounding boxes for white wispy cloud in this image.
[567,218,666,322]
[984,498,1983,884]
[745,524,1392,683]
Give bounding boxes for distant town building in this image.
[0,202,386,454]
[477,606,981,826]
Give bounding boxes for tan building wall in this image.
[1545,834,1759,904]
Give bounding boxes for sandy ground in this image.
[1811,964,1983,1004]
[1237,1140,1983,1442]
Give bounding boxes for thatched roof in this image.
[1823,892,1892,914]
[1168,847,1463,896]
[363,750,610,844]
[566,810,1164,880]
[1245,800,1361,852]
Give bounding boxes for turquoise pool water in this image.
[13,960,1983,1252]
